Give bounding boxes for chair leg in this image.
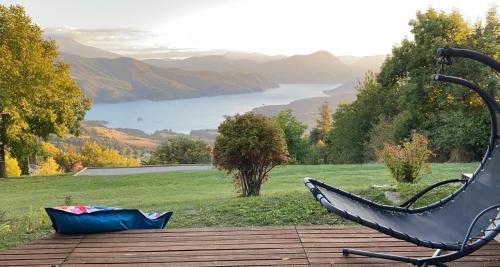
[342,248,419,265]
[420,249,448,267]
[343,248,449,266]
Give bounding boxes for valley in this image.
[46,35,384,148]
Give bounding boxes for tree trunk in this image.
[242,176,261,197]
[19,157,29,176]
[0,144,7,178]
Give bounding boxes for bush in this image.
[377,131,433,183]
[79,141,140,167]
[213,113,288,196]
[55,146,84,173]
[37,157,62,176]
[147,137,211,165]
[5,155,21,177]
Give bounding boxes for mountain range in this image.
[144,51,386,84]
[60,53,277,102]
[47,34,386,103]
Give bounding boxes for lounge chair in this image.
[304,47,500,267]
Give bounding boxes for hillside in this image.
[144,56,258,73]
[60,53,277,102]
[252,81,358,129]
[48,122,159,160]
[345,55,388,74]
[259,51,354,83]
[49,121,218,160]
[145,51,358,84]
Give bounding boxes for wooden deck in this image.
[1,225,499,266]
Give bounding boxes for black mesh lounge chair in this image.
[304,47,500,267]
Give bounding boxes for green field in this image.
[0,163,476,249]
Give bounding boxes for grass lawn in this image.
[0,162,476,249]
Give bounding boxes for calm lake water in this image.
[86,83,340,133]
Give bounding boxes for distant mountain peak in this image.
[310,50,335,57]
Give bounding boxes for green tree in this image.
[147,137,211,165]
[0,5,91,177]
[377,7,498,160]
[326,7,498,163]
[273,110,310,164]
[325,73,397,163]
[213,113,288,196]
[364,116,397,161]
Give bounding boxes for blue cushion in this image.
[45,206,173,234]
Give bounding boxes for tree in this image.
[147,137,211,165]
[273,110,310,164]
[213,113,288,196]
[309,101,332,144]
[325,73,397,163]
[376,7,498,160]
[0,5,92,177]
[364,116,397,161]
[326,7,498,163]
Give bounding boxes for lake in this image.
[86,83,341,133]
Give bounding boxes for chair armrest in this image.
[461,204,500,252]
[399,178,468,208]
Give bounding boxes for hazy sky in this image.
[0,0,497,57]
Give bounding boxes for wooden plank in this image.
[0,248,73,255]
[166,225,296,232]
[65,253,307,263]
[79,236,300,243]
[81,235,299,242]
[69,248,307,258]
[78,238,300,247]
[0,253,67,260]
[0,259,63,266]
[85,229,298,237]
[73,242,304,252]
[62,259,310,267]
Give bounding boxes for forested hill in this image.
[60,53,277,103]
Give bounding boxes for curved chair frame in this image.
[305,47,500,266]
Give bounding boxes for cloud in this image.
[42,26,278,60]
[43,27,186,58]
[44,27,155,41]
[44,26,262,59]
